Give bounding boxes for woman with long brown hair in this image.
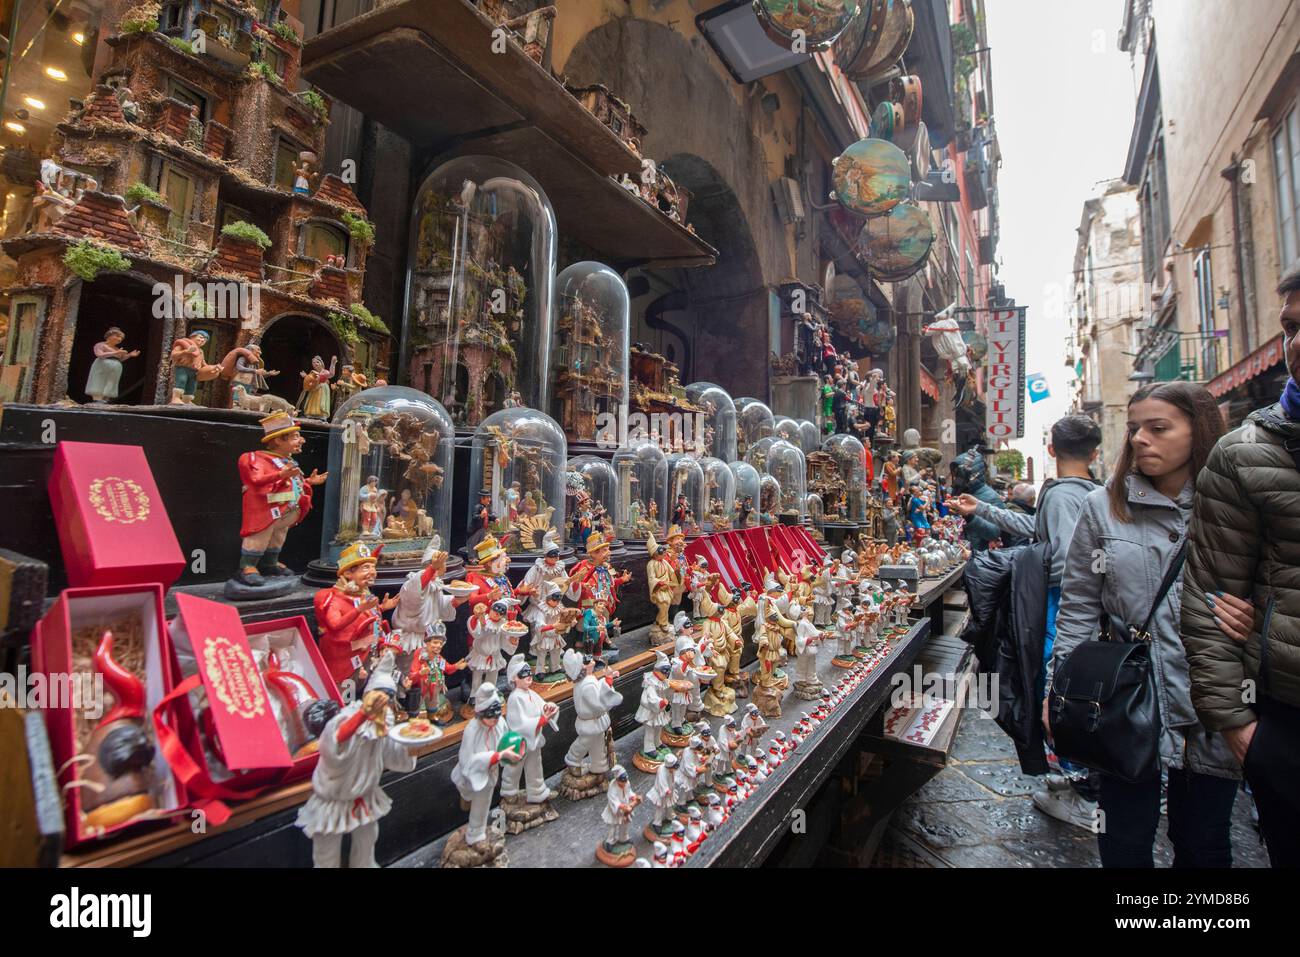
[1049,381,1240,867]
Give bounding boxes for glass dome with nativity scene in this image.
[699,456,736,532]
[665,452,706,537]
[549,262,629,446]
[566,454,623,553]
[611,438,667,549]
[758,473,782,526]
[467,406,568,561]
[766,440,808,522]
[728,460,761,528]
[684,382,737,463]
[404,155,556,428]
[735,397,775,457]
[798,419,822,456]
[310,386,457,587]
[824,433,868,523]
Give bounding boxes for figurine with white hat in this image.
[443,683,519,868]
[644,752,680,842]
[391,543,458,654]
[792,602,825,699]
[527,580,580,682]
[739,703,767,761]
[559,649,623,800]
[522,538,569,614]
[596,765,641,867]
[715,714,741,786]
[462,598,521,718]
[499,655,560,833]
[662,633,701,747]
[634,653,674,772]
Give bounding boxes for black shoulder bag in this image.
[1048,541,1186,784]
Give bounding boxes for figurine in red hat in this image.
[227,410,327,600]
[565,533,630,614]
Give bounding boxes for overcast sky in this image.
[983,0,1139,477]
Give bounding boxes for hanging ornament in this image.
[857,201,934,280]
[871,101,902,141]
[831,137,910,218]
[834,0,891,79]
[862,0,914,76]
[754,0,862,51]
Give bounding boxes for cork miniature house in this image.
[0,0,386,410]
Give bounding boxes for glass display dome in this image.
[468,406,567,554]
[758,474,782,525]
[684,382,738,462]
[566,454,620,547]
[798,420,822,456]
[824,433,868,523]
[767,440,808,521]
[774,416,803,447]
[806,492,825,535]
[744,435,781,474]
[322,385,454,563]
[612,438,668,543]
[699,456,737,532]
[405,156,557,428]
[549,261,629,444]
[728,460,761,528]
[666,452,707,537]
[735,397,775,455]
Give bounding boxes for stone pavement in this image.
[873,711,1270,868]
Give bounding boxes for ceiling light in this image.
[5,121,27,134]
[45,67,68,81]
[697,1,811,84]
[23,97,45,111]
[73,32,86,45]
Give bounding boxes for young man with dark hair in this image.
[951,414,1103,827]
[1180,268,1300,866]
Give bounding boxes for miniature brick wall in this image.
[52,191,148,254]
[213,234,265,282]
[313,174,365,213]
[153,97,194,140]
[310,264,350,306]
[204,120,231,160]
[82,85,127,125]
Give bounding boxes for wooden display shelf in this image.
[301,0,716,269]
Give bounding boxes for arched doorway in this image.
[258,313,345,407]
[67,273,166,406]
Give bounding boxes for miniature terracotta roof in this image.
[82,85,127,125]
[312,174,366,214]
[52,191,147,254]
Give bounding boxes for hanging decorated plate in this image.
[834,0,890,79]
[892,119,931,179]
[754,0,862,51]
[863,0,914,76]
[962,329,988,362]
[827,298,894,355]
[831,137,910,218]
[891,74,923,130]
[858,201,934,279]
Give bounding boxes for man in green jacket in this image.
[1182,268,1300,867]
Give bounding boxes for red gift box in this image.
[244,616,343,783]
[153,595,295,824]
[30,584,188,848]
[48,441,185,589]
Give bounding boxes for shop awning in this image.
[920,364,941,402]
[1206,333,1284,398]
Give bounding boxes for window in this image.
[1138,124,1172,283]
[1194,249,1218,378]
[262,43,285,79]
[159,164,196,240]
[301,220,347,264]
[218,203,254,231]
[0,297,45,402]
[274,138,303,191]
[1273,107,1300,271]
[167,79,208,123]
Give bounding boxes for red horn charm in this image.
[94,630,145,728]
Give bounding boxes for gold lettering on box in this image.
[203,636,267,719]
[87,477,151,524]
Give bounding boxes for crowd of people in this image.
[943,269,1300,869]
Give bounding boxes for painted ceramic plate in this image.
[441,580,478,597]
[503,621,530,636]
[832,138,910,218]
[858,201,935,278]
[391,720,443,747]
[755,0,861,49]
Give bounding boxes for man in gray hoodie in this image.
[951,414,1102,828]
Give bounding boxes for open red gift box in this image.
[153,596,344,824]
[31,584,189,848]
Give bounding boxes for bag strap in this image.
[1134,540,1187,641]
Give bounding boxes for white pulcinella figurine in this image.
[651,841,671,868]
[464,599,522,715]
[686,556,713,618]
[444,683,519,867]
[634,654,673,772]
[597,765,641,867]
[644,752,679,842]
[792,604,824,699]
[715,714,740,782]
[813,558,836,626]
[391,545,457,650]
[675,735,705,803]
[295,691,415,868]
[739,702,767,759]
[499,655,560,829]
[526,581,575,681]
[560,650,623,799]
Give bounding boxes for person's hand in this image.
[950,493,979,517]
[380,592,398,612]
[1221,721,1257,765]
[497,748,523,765]
[1206,591,1255,644]
[279,464,303,480]
[1041,696,1052,743]
[306,469,328,486]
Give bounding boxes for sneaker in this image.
[1042,773,1071,791]
[1032,787,1100,832]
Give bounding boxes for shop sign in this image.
[985,307,1026,444]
